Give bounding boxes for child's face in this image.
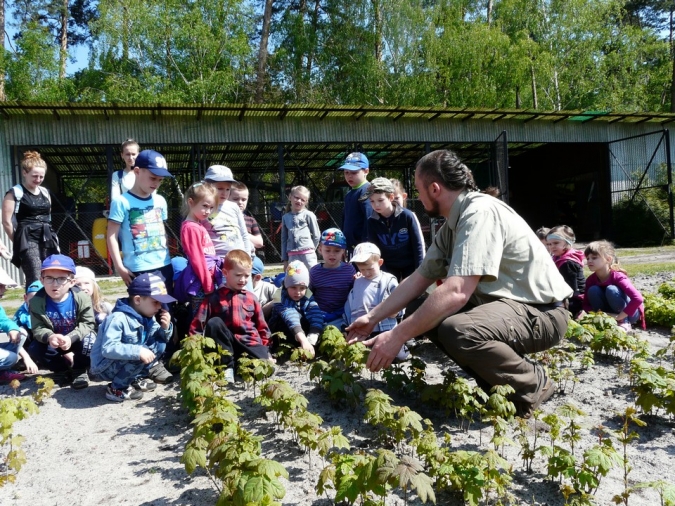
[287,284,307,302]
[547,239,568,257]
[229,188,249,212]
[133,168,164,196]
[357,259,382,280]
[393,191,406,208]
[252,273,262,287]
[74,277,94,296]
[24,291,36,304]
[134,295,162,317]
[224,264,251,291]
[321,245,344,268]
[213,182,232,203]
[121,145,139,170]
[369,193,394,217]
[290,191,308,212]
[585,253,610,273]
[41,269,74,302]
[189,196,215,221]
[344,169,369,188]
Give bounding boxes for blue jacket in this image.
[269,288,324,337]
[343,182,372,251]
[0,306,20,333]
[90,298,172,375]
[13,302,31,329]
[367,204,425,271]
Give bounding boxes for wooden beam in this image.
[238,106,247,122]
[52,109,61,121]
[392,111,405,122]
[428,112,442,122]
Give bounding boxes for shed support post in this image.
[666,129,674,240]
[278,143,285,202]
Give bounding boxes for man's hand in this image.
[139,348,156,364]
[158,309,171,330]
[346,315,377,344]
[362,330,402,372]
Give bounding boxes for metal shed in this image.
[0,103,672,283]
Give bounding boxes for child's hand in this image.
[59,335,72,351]
[139,347,156,364]
[48,333,64,348]
[24,356,38,374]
[576,310,586,320]
[158,310,171,330]
[8,330,20,344]
[118,267,135,286]
[295,333,315,359]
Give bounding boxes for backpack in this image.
[12,184,51,220]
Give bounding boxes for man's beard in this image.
[423,198,441,218]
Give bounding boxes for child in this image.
[74,266,113,330]
[110,138,140,201]
[202,165,252,260]
[268,261,323,358]
[344,242,409,361]
[536,227,551,250]
[90,272,175,402]
[13,280,43,340]
[178,182,221,313]
[0,268,37,382]
[251,256,276,316]
[390,177,426,252]
[230,181,264,259]
[339,152,372,253]
[280,185,320,270]
[107,149,174,289]
[582,240,645,331]
[190,250,272,383]
[364,177,425,281]
[546,225,585,316]
[309,228,356,327]
[27,254,96,389]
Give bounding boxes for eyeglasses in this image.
[42,276,72,286]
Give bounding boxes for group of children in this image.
[536,226,645,331]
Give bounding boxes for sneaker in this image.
[0,370,26,383]
[393,345,411,363]
[518,379,556,419]
[106,383,144,402]
[71,370,89,390]
[148,362,174,384]
[132,378,157,391]
[224,368,235,383]
[618,321,632,332]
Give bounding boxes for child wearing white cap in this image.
[74,266,113,330]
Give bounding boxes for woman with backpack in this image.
[1,151,60,288]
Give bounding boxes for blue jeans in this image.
[586,285,639,323]
[0,333,27,370]
[93,341,166,390]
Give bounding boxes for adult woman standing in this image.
[2,151,60,288]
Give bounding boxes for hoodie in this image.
[89,297,172,375]
[269,288,324,337]
[552,248,586,299]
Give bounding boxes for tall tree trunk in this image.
[670,8,675,112]
[530,63,538,109]
[255,0,274,103]
[0,0,5,100]
[553,66,561,110]
[373,0,382,62]
[487,0,494,25]
[515,85,521,109]
[122,1,129,61]
[304,0,320,87]
[59,0,68,80]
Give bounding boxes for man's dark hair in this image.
[415,149,479,192]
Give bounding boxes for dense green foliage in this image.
[2,0,675,111]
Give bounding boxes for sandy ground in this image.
[1,264,674,505]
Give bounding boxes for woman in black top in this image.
[1,151,59,288]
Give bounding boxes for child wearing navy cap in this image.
[90,272,175,402]
[27,254,96,389]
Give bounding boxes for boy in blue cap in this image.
[339,152,372,253]
[27,254,96,389]
[13,279,43,340]
[90,272,175,402]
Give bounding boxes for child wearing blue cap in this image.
[339,152,372,253]
[251,256,276,317]
[90,272,175,402]
[107,149,174,289]
[27,254,96,389]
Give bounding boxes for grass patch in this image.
[623,262,675,278]
[616,245,675,257]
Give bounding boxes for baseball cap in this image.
[339,152,369,171]
[135,150,173,178]
[350,242,381,263]
[41,254,76,275]
[320,228,347,249]
[0,267,17,287]
[359,177,395,201]
[252,256,264,276]
[27,280,43,293]
[204,165,236,183]
[284,261,309,288]
[75,266,96,281]
[127,272,177,303]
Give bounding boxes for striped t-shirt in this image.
[309,262,356,314]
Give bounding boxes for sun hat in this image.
[339,152,369,171]
[320,228,347,249]
[359,177,395,201]
[0,267,17,287]
[204,165,236,183]
[135,150,173,178]
[284,261,310,288]
[41,254,76,275]
[350,242,381,263]
[127,272,177,303]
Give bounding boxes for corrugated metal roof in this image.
[1,103,674,125]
